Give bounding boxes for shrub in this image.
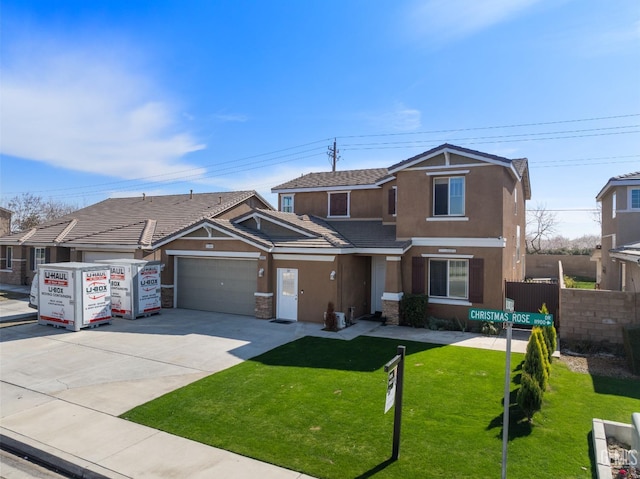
[623,325,640,375]
[400,294,429,328]
[524,331,549,391]
[563,275,576,288]
[533,328,551,376]
[481,321,500,336]
[517,371,543,422]
[538,303,557,363]
[325,302,338,332]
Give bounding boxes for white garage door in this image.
[83,251,135,262]
[177,257,257,316]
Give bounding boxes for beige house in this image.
[0,143,531,325]
[593,172,640,291]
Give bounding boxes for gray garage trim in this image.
[176,257,257,316]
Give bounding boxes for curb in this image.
[0,430,128,479]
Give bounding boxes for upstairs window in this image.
[328,192,349,217]
[631,188,640,209]
[281,195,294,213]
[388,187,397,216]
[612,192,616,218]
[434,177,465,216]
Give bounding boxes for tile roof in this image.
[596,171,640,200]
[0,191,272,248]
[272,168,388,191]
[387,143,512,172]
[325,220,410,250]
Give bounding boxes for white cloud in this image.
[365,103,422,132]
[0,46,207,181]
[405,0,543,43]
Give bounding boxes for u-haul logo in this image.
[86,281,108,300]
[44,270,69,287]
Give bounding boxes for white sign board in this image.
[82,270,111,325]
[109,264,132,316]
[385,367,397,414]
[137,264,161,314]
[39,268,74,326]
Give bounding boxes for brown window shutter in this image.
[412,256,425,294]
[469,258,484,304]
[388,188,396,215]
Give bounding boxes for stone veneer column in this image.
[255,293,274,319]
[382,256,403,325]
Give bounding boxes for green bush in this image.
[524,331,549,391]
[623,325,640,375]
[481,321,500,336]
[517,371,543,422]
[538,303,557,363]
[400,294,429,328]
[563,275,576,288]
[533,328,551,376]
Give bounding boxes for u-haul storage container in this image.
[37,262,112,331]
[94,259,162,319]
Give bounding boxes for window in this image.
[34,247,46,271]
[612,192,616,218]
[388,187,397,216]
[6,246,12,269]
[281,195,294,213]
[514,188,518,215]
[631,188,640,209]
[429,259,468,299]
[434,177,464,216]
[516,225,521,263]
[328,192,349,217]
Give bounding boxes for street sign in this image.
[468,308,553,326]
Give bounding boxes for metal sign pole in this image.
[501,321,513,479]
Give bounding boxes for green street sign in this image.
[468,308,553,326]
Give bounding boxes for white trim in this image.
[72,245,140,251]
[166,250,261,259]
[280,193,295,213]
[426,217,469,222]
[180,236,236,241]
[381,292,403,301]
[155,221,271,251]
[244,212,315,238]
[386,256,402,262]
[388,146,510,174]
[412,237,506,248]
[254,292,274,297]
[160,284,174,288]
[426,170,470,176]
[422,253,474,259]
[273,254,336,262]
[428,298,472,306]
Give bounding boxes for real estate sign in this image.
[468,308,553,326]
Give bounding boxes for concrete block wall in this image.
[560,288,640,345]
[526,254,596,280]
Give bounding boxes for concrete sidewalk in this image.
[0,289,530,478]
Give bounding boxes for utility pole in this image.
[327,138,340,171]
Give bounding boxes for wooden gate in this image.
[505,281,560,328]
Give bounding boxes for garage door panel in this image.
[177,257,256,315]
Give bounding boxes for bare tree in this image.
[592,202,602,230]
[526,203,558,253]
[4,193,77,233]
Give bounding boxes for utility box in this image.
[94,259,162,319]
[37,262,112,331]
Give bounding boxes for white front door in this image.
[277,268,298,321]
[371,256,386,314]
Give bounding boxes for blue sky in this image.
[1,0,639,238]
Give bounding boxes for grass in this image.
[122,336,640,479]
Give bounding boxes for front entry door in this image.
[277,268,298,321]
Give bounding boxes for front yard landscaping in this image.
[122,336,639,479]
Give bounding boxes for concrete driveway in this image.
[0,308,337,416]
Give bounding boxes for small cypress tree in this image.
[524,330,549,391]
[538,303,557,362]
[533,328,551,376]
[517,371,543,422]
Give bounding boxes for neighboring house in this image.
[271,143,530,323]
[593,172,640,291]
[0,143,531,325]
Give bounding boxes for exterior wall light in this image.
[258,268,264,278]
[330,270,336,280]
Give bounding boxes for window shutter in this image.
[30,248,35,271]
[411,256,425,294]
[469,258,484,304]
[388,188,396,215]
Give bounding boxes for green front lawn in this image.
[122,337,639,479]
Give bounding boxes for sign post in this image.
[468,302,553,479]
[384,345,406,461]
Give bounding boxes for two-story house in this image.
[271,143,530,323]
[593,172,640,291]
